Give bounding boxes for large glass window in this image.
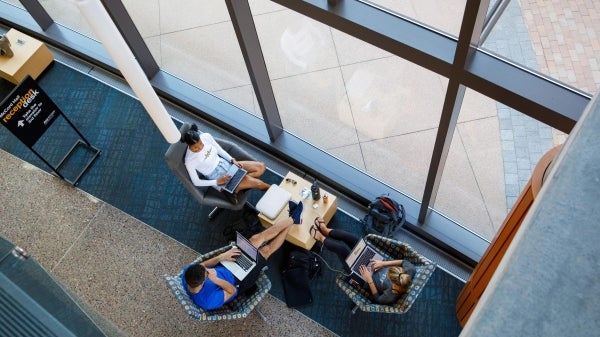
[482,0,599,95]
[253,6,446,201]
[481,0,582,175]
[435,89,506,241]
[35,0,260,117]
[435,89,562,241]
[122,0,260,117]
[360,0,466,37]
[1,0,23,9]
[2,0,585,257]
[37,0,96,38]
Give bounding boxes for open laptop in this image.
[222,164,247,194]
[220,231,258,281]
[345,238,384,285]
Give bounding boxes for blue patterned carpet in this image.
[0,62,463,337]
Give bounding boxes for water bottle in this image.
[311,180,321,201]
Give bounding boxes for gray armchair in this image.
[165,123,254,219]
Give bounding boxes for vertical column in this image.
[71,0,180,144]
[100,0,159,77]
[225,0,283,141]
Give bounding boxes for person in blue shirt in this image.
[182,201,304,310]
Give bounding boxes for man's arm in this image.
[206,268,237,301]
[200,248,240,268]
[200,248,240,302]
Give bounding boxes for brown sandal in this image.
[309,225,319,240]
[309,225,324,252]
[313,217,326,234]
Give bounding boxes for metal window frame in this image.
[0,0,592,265]
[100,0,159,77]
[18,0,52,30]
[225,0,283,141]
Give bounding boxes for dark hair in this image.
[184,263,206,288]
[180,123,200,145]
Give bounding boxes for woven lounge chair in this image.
[163,244,271,321]
[335,234,436,314]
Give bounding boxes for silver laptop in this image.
[220,232,258,281]
[222,164,247,194]
[345,238,384,282]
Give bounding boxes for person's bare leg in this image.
[249,217,292,247]
[250,218,293,260]
[237,160,266,178]
[236,176,270,192]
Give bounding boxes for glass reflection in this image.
[254,6,445,200]
[123,0,260,117]
[436,89,562,241]
[0,236,106,336]
[359,0,466,37]
[37,0,96,38]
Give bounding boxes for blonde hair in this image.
[388,267,413,293]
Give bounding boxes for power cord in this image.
[310,249,352,277]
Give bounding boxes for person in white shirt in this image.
[181,124,270,203]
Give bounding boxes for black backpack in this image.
[284,248,322,280]
[280,248,321,308]
[361,195,405,237]
[222,206,263,242]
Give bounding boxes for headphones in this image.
[180,125,201,145]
